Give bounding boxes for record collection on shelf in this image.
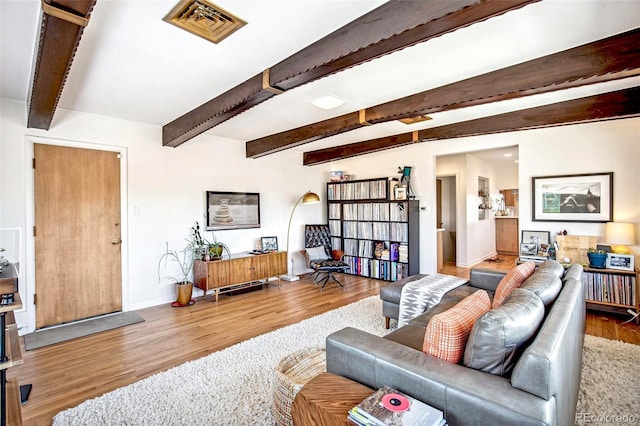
[582,267,639,322]
[327,177,419,282]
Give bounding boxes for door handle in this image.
[111,239,122,245]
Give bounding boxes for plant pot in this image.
[208,244,224,260]
[587,253,608,269]
[175,281,194,306]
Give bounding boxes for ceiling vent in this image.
[163,0,246,44]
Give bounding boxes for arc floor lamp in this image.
[281,191,320,282]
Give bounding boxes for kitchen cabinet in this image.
[496,217,519,255]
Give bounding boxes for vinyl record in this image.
[381,393,410,412]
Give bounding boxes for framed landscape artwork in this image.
[206,191,261,231]
[532,172,613,222]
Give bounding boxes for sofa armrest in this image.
[468,268,507,292]
[327,327,554,426]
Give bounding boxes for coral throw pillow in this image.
[492,261,536,308]
[422,290,491,364]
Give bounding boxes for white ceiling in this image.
[1,0,639,158]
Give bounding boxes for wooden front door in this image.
[34,144,122,328]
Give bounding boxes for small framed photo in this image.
[538,243,550,257]
[260,236,278,252]
[520,243,538,256]
[606,253,634,271]
[394,186,407,201]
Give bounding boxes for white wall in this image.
[518,120,640,250]
[464,153,498,266]
[1,99,328,332]
[495,164,519,190]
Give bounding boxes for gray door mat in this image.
[24,311,144,350]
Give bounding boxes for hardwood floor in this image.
[14,258,639,425]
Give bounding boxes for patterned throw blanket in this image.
[398,274,468,327]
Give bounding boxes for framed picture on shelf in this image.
[521,230,550,245]
[394,186,407,201]
[532,172,613,222]
[260,236,278,252]
[538,243,550,257]
[606,253,634,271]
[520,243,538,256]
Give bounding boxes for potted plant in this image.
[587,248,608,269]
[158,241,195,307]
[191,221,231,261]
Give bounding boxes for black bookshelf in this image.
[327,177,419,281]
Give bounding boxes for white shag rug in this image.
[53,296,640,425]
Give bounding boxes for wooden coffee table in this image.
[291,372,373,425]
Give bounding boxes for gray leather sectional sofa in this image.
[326,261,585,426]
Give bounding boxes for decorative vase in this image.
[587,253,607,269]
[175,282,194,306]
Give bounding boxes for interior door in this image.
[34,144,122,328]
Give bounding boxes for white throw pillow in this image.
[306,246,328,261]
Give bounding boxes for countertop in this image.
[495,216,518,219]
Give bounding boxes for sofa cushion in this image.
[408,298,459,328]
[492,261,536,308]
[422,289,491,363]
[520,271,562,306]
[463,288,545,376]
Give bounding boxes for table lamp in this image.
[281,191,320,281]
[606,222,635,254]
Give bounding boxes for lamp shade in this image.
[606,222,635,245]
[302,191,320,204]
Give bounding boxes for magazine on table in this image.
[349,385,445,426]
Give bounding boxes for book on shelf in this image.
[349,385,445,426]
[390,243,400,262]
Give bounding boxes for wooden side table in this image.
[291,372,373,426]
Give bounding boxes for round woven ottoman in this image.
[273,345,326,426]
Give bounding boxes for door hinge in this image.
[32,158,36,169]
[34,294,37,305]
[33,226,37,237]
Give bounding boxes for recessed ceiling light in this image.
[311,95,346,110]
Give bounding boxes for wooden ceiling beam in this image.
[248,27,640,158]
[162,0,539,147]
[27,0,96,130]
[302,87,640,165]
